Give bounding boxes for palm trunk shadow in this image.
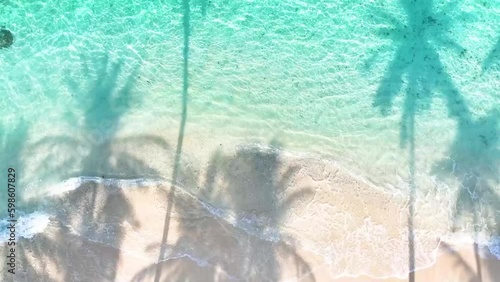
[407,108,416,282]
[154,0,191,281]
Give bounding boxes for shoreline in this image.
[2,127,498,281]
[2,169,498,281]
[2,179,498,281]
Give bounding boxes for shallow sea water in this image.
[0,0,499,279]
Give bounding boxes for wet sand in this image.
[336,245,500,282]
[2,180,498,282]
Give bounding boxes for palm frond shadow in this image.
[13,53,170,281]
[369,0,469,139]
[131,144,316,282]
[482,37,500,73]
[27,53,168,180]
[440,242,482,282]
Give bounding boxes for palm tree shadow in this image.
[370,0,468,131]
[28,53,168,180]
[132,143,316,281]
[432,36,500,282]
[432,109,499,282]
[367,0,470,280]
[14,53,170,281]
[441,241,484,282]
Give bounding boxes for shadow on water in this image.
[10,53,169,281]
[200,0,208,16]
[0,120,29,207]
[482,37,500,72]
[432,42,500,280]
[132,142,316,281]
[440,241,484,282]
[154,0,191,281]
[433,110,499,282]
[28,53,166,180]
[367,0,470,280]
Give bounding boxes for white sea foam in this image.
[0,212,51,243]
[46,176,165,197]
[12,176,282,245]
[440,232,500,260]
[0,177,164,244]
[485,236,500,259]
[197,197,283,243]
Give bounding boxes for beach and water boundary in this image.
[0,126,499,280]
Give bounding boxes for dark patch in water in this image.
[0,28,14,49]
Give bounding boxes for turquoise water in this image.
[0,0,499,278]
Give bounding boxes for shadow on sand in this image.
[131,142,316,281]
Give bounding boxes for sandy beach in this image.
[2,180,499,282]
[1,134,498,281]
